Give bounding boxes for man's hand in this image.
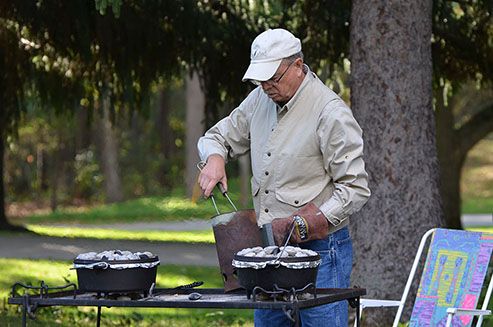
[271,202,329,245]
[198,154,227,198]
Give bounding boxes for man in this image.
[197,28,370,327]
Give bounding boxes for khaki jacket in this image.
[198,67,370,232]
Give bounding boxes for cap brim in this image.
[242,59,282,82]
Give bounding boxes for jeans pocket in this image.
[336,236,353,287]
[315,250,334,288]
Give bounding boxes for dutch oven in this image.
[73,251,160,293]
[232,246,321,292]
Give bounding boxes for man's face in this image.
[261,58,303,103]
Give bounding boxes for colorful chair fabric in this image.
[356,228,493,327]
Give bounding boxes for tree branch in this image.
[458,103,493,155]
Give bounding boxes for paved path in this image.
[461,213,492,227]
[0,219,218,267]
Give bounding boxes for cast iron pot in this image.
[73,256,159,293]
[233,253,321,293]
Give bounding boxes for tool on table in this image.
[139,281,203,301]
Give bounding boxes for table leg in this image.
[97,306,102,327]
[21,294,28,327]
[22,303,27,327]
[355,297,360,327]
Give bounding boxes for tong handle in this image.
[197,161,237,212]
[216,182,227,196]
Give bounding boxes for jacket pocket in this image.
[274,153,327,208]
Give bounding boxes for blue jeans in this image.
[254,227,353,327]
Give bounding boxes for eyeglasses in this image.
[251,60,294,86]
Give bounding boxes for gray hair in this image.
[284,51,304,64]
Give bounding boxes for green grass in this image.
[25,225,215,243]
[22,178,252,225]
[0,258,253,327]
[461,135,493,214]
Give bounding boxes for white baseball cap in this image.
[242,29,302,82]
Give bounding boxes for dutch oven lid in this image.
[233,253,321,270]
[73,251,160,270]
[74,256,159,265]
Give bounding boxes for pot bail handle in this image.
[71,262,109,270]
[197,161,238,214]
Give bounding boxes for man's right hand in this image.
[198,154,227,198]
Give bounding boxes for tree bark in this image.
[155,88,175,189]
[0,131,25,231]
[349,1,445,325]
[435,85,464,229]
[185,71,205,198]
[97,94,123,204]
[435,85,493,228]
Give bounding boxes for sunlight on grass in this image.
[22,178,252,225]
[26,225,215,243]
[155,197,198,210]
[461,136,493,214]
[1,259,253,327]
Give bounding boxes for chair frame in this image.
[355,228,493,327]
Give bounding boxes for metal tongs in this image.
[273,221,297,265]
[197,161,238,215]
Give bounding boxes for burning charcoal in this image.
[251,246,263,253]
[114,250,123,255]
[244,252,256,257]
[284,246,298,256]
[237,248,251,256]
[304,250,318,256]
[143,251,154,258]
[76,252,97,260]
[255,250,267,257]
[138,253,149,259]
[280,251,289,258]
[264,246,278,254]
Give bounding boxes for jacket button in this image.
[265,171,269,176]
[267,152,271,157]
[264,208,269,213]
[265,190,269,194]
[294,200,299,204]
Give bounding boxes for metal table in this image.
[8,285,365,327]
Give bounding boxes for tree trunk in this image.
[185,71,205,198]
[435,86,464,229]
[97,94,123,204]
[349,1,445,325]
[155,88,175,189]
[0,131,25,231]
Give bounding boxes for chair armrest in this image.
[361,299,401,308]
[446,308,491,316]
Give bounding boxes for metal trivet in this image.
[250,283,317,302]
[11,281,77,323]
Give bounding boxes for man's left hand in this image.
[271,202,329,246]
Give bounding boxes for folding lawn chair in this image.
[355,228,493,327]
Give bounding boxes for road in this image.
[0,219,218,266]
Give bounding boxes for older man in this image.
[198,28,370,327]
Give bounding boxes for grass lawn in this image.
[0,258,253,327]
[461,135,493,214]
[25,225,215,243]
[14,178,253,226]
